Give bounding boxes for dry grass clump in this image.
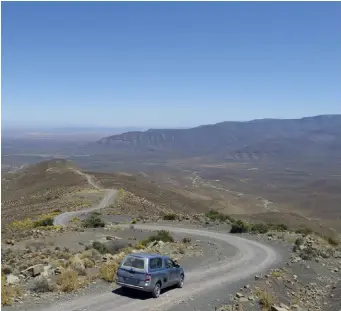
[254,288,277,310]
[80,249,102,262]
[99,261,119,282]
[82,257,95,268]
[56,269,82,292]
[134,242,146,250]
[1,274,21,306]
[271,270,284,278]
[67,255,87,276]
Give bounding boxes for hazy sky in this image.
[2,2,341,128]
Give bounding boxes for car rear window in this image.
[121,256,145,270]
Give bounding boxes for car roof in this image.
[126,253,167,259]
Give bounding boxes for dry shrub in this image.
[182,237,191,244]
[32,276,55,293]
[2,265,12,275]
[83,257,95,268]
[134,242,146,250]
[255,288,276,310]
[80,249,101,262]
[1,275,21,306]
[68,254,93,276]
[56,269,79,292]
[271,270,284,278]
[99,261,118,282]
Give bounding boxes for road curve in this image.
[53,169,117,226]
[41,226,281,311]
[53,189,117,226]
[50,170,281,311]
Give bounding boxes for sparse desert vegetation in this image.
[1,208,201,306]
[1,158,341,311]
[1,160,104,229]
[99,261,119,282]
[82,213,105,228]
[140,230,175,246]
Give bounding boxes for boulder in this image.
[41,265,53,277]
[6,274,20,285]
[22,264,44,277]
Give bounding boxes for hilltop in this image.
[1,159,101,225]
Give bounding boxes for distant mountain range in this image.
[98,115,341,162]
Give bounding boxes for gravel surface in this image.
[11,224,283,311]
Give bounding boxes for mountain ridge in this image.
[97,115,341,162]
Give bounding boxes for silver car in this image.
[116,253,185,298]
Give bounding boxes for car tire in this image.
[152,282,161,298]
[177,274,184,288]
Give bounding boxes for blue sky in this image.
[2,2,341,128]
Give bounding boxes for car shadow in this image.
[112,285,177,300]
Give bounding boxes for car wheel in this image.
[152,282,161,298]
[177,274,184,288]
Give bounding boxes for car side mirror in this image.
[174,263,180,268]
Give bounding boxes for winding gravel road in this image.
[48,171,282,311]
[53,169,117,226]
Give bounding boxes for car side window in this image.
[165,258,174,268]
[149,257,162,270]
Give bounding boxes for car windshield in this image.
[121,256,145,269]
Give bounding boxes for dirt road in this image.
[49,171,282,311]
[53,170,117,226]
[42,226,281,311]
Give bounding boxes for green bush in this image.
[295,237,304,246]
[295,227,312,236]
[163,214,177,221]
[90,240,129,254]
[269,223,288,232]
[34,217,54,227]
[250,223,269,234]
[141,230,174,246]
[91,241,110,254]
[230,220,250,233]
[83,214,105,228]
[205,210,234,222]
[300,246,314,260]
[182,237,191,244]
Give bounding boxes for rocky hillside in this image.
[98,115,341,162]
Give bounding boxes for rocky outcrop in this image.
[21,264,44,277]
